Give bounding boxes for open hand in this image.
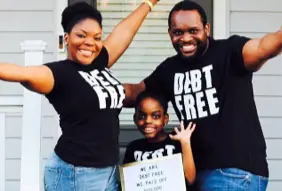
[169,121,196,144]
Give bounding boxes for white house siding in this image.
[230,0,282,190]
[0,0,58,190]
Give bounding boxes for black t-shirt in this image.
[144,35,268,177]
[123,136,182,164]
[45,47,125,167]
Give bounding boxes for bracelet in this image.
[142,0,154,11]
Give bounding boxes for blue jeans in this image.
[44,152,119,191]
[196,168,268,191]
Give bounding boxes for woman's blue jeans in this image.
[44,152,119,191]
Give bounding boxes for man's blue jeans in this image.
[196,168,268,191]
[44,152,119,191]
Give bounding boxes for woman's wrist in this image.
[142,0,159,11]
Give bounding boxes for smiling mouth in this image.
[79,49,94,57]
[142,127,156,134]
[180,44,196,53]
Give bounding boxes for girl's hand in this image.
[169,121,196,144]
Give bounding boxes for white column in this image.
[213,0,230,39]
[20,40,47,191]
[0,113,5,191]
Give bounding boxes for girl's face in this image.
[134,97,169,141]
[65,18,103,65]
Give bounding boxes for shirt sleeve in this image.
[99,46,110,68]
[143,63,164,94]
[122,143,135,164]
[227,35,251,72]
[44,61,64,94]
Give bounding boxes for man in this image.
[124,1,282,190]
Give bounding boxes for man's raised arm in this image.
[243,27,282,71]
[123,81,146,107]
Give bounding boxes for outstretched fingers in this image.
[187,122,196,133]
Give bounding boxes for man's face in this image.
[168,10,210,59]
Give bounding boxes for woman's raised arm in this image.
[103,0,159,68]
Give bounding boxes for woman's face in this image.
[65,18,103,65]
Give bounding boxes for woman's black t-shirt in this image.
[45,47,125,167]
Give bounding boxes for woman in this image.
[0,1,159,190]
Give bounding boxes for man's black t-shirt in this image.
[123,136,182,164]
[144,35,268,177]
[45,47,125,167]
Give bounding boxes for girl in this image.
[123,91,196,186]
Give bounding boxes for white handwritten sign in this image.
[119,154,186,191]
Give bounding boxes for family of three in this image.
[0,0,281,190]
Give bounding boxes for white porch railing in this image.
[20,40,47,191]
[0,113,5,191]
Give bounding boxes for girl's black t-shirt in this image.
[123,136,182,164]
[45,47,125,167]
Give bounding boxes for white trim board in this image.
[55,0,68,138]
[55,0,68,61]
[213,0,230,39]
[0,96,23,106]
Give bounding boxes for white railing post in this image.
[0,113,5,191]
[20,40,47,191]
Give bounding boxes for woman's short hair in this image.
[61,2,102,33]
